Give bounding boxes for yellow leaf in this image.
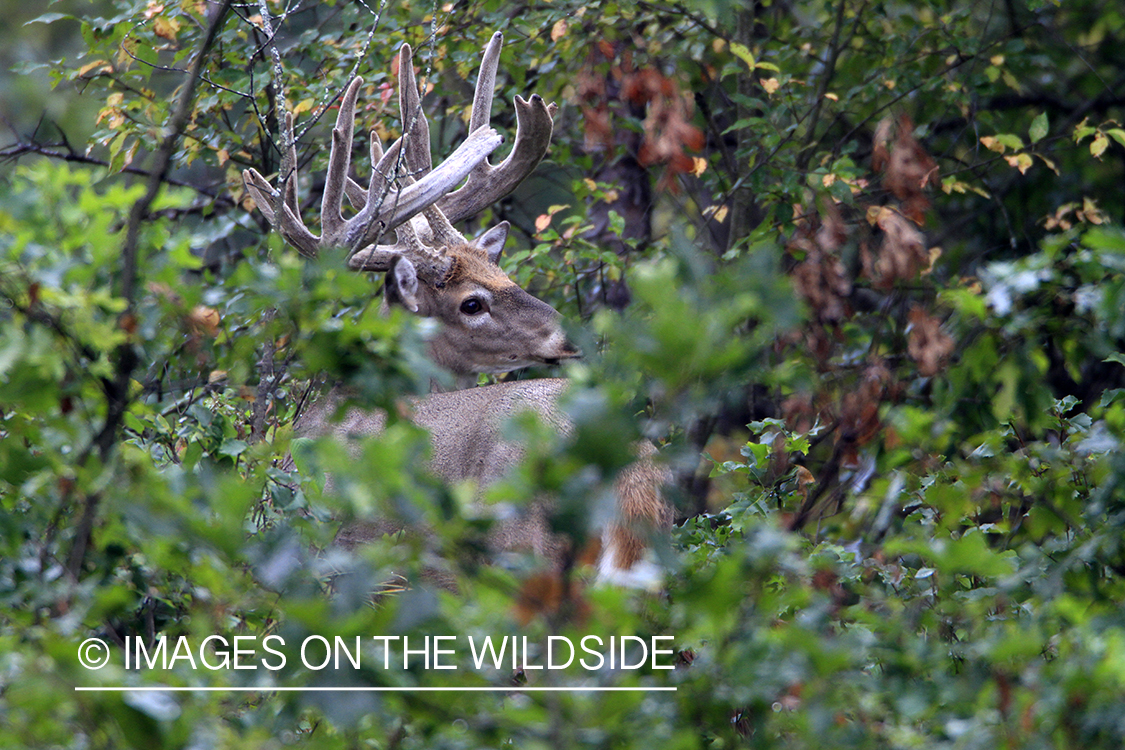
[709,205,729,224]
[866,205,892,226]
[1091,132,1109,158]
[760,77,780,95]
[927,246,943,273]
[551,19,567,41]
[189,306,221,336]
[990,54,1005,65]
[1015,153,1032,174]
[106,110,124,129]
[125,138,139,167]
[731,42,756,71]
[1037,154,1060,175]
[292,98,313,116]
[822,173,837,188]
[153,15,180,41]
[116,36,137,68]
[78,60,109,77]
[691,157,708,176]
[217,148,229,166]
[535,214,552,233]
[941,178,975,195]
[1082,197,1104,225]
[181,0,206,16]
[824,92,839,101]
[980,136,1005,153]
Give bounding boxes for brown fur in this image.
[444,244,515,290]
[609,442,675,569]
[298,379,672,583]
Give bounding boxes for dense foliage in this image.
[2,0,1124,747]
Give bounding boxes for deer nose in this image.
[537,331,580,365]
[545,346,581,366]
[559,339,581,359]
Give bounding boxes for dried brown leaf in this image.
[907,306,955,376]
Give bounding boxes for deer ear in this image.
[385,255,420,312]
[476,221,510,265]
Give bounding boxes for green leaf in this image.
[1098,388,1125,408]
[107,131,129,174]
[24,12,71,26]
[995,133,1025,151]
[1053,395,1080,414]
[1029,111,1048,144]
[217,438,248,458]
[1074,119,1098,141]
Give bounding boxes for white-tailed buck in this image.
[243,33,671,586]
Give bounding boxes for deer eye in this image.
[460,297,487,315]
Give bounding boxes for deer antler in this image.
[439,32,557,224]
[243,32,555,283]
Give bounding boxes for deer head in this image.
[243,33,579,377]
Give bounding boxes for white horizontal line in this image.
[75,686,676,692]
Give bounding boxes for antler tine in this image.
[282,112,300,213]
[243,112,322,257]
[467,31,502,136]
[321,77,364,245]
[397,43,435,177]
[421,203,465,248]
[242,170,318,256]
[437,33,557,224]
[343,130,385,209]
[243,112,301,226]
[244,176,320,257]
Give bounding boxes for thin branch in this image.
[797,0,852,171]
[68,0,236,579]
[0,139,232,206]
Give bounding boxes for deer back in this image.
[296,378,571,488]
[296,377,671,581]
